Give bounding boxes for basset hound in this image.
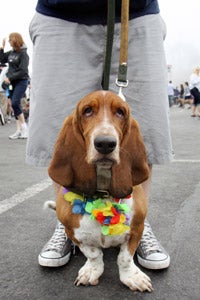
[48,90,153,292]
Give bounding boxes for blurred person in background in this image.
[0,62,8,124]
[168,80,174,107]
[177,83,184,108]
[183,81,193,109]
[0,32,29,138]
[189,67,200,117]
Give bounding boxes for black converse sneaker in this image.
[38,221,72,267]
[137,221,170,270]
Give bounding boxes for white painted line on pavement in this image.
[173,159,200,163]
[0,178,52,215]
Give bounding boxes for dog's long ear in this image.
[48,115,76,187]
[127,118,150,186]
[110,118,149,198]
[48,113,96,192]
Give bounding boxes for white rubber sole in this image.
[137,254,170,270]
[38,252,71,267]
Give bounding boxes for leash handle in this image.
[116,0,129,92]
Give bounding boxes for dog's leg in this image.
[117,242,153,292]
[74,245,104,286]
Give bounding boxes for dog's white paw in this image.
[120,266,153,292]
[74,260,103,286]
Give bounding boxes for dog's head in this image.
[48,91,149,198]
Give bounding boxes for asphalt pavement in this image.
[0,105,200,300]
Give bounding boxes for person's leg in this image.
[38,182,72,267]
[27,13,105,167]
[191,104,196,116]
[137,166,170,269]
[180,98,185,108]
[190,89,200,116]
[7,98,12,122]
[0,92,8,124]
[27,13,105,267]
[189,97,193,108]
[18,113,28,138]
[110,15,173,269]
[9,80,28,139]
[197,104,200,117]
[169,95,173,107]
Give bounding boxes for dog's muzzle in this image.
[94,135,117,155]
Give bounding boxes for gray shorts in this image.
[26,12,173,167]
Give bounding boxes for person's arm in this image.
[0,38,10,64]
[190,74,200,86]
[0,38,6,50]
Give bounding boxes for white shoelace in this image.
[44,223,67,252]
[140,222,161,254]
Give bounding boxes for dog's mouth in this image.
[93,158,116,166]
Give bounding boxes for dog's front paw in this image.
[120,266,153,292]
[74,259,104,286]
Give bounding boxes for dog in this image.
[48,90,153,292]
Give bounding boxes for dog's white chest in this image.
[74,198,134,248]
[74,215,126,247]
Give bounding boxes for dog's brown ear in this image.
[48,115,75,187]
[48,113,96,193]
[110,118,149,198]
[128,118,150,186]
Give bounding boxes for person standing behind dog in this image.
[26,0,173,271]
[0,33,29,139]
[189,67,200,117]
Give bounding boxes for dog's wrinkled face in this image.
[48,91,149,197]
[76,91,130,166]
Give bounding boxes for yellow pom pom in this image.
[64,191,84,203]
[119,214,126,223]
[108,224,129,235]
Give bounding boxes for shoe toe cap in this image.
[147,252,168,261]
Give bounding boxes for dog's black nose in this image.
[94,135,117,154]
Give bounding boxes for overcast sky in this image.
[1,0,200,85]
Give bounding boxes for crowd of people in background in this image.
[168,81,193,109]
[168,66,200,118]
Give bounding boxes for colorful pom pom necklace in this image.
[63,188,131,236]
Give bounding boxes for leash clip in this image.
[116,79,128,102]
[115,78,129,88]
[96,189,110,198]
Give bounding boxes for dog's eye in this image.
[83,106,93,117]
[115,108,125,118]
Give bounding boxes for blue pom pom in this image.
[72,200,85,214]
[103,217,112,225]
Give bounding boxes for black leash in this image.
[102,0,115,91]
